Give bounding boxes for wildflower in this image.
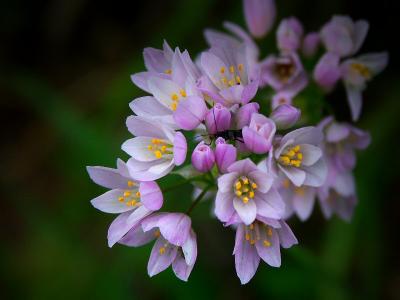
[260,52,308,95]
[199,45,260,107]
[302,32,320,58]
[122,116,187,181]
[87,159,163,247]
[243,0,276,38]
[234,102,260,129]
[270,104,301,130]
[273,127,327,187]
[215,159,284,225]
[313,52,341,91]
[340,52,388,120]
[120,213,197,281]
[234,217,297,284]
[242,113,276,154]
[205,103,232,134]
[277,17,304,53]
[191,142,216,173]
[320,15,369,57]
[215,137,237,174]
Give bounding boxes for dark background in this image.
[1,0,399,299]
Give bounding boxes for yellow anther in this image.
[170,102,177,111]
[135,191,141,197]
[127,180,135,187]
[295,187,305,196]
[242,178,249,185]
[118,197,124,202]
[291,160,301,167]
[126,201,132,206]
[154,150,162,159]
[251,183,258,189]
[229,65,235,73]
[151,138,159,144]
[297,153,303,160]
[238,64,244,71]
[123,191,131,197]
[293,145,300,152]
[165,69,172,75]
[351,63,371,78]
[235,76,241,84]
[220,67,225,74]
[280,156,290,165]
[147,145,153,151]
[159,247,166,255]
[221,77,228,85]
[250,239,256,245]
[179,89,187,97]
[171,93,179,101]
[161,145,167,152]
[129,200,137,206]
[267,228,273,237]
[249,224,254,230]
[243,187,249,193]
[249,191,255,199]
[245,233,250,241]
[154,230,160,237]
[228,79,235,86]
[287,150,295,157]
[263,240,271,247]
[283,179,290,189]
[235,190,242,197]
[242,197,249,204]
[235,181,242,190]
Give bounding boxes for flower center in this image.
[275,60,295,83]
[233,176,258,204]
[219,64,244,88]
[244,222,273,247]
[279,145,303,167]
[147,138,173,159]
[170,89,187,111]
[351,63,371,79]
[164,69,172,75]
[118,181,142,207]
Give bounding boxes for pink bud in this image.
[215,138,237,173]
[234,102,260,129]
[242,113,276,154]
[271,91,293,110]
[277,17,304,52]
[302,32,320,58]
[270,104,301,129]
[191,142,215,173]
[205,103,231,134]
[244,0,276,38]
[313,52,341,92]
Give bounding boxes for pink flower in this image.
[87,159,163,247]
[243,0,276,38]
[277,17,304,53]
[191,142,216,173]
[120,213,197,281]
[215,159,284,225]
[122,116,187,181]
[205,103,232,134]
[233,218,297,284]
[270,104,301,130]
[215,137,237,173]
[313,52,341,92]
[340,52,388,121]
[242,113,276,154]
[302,32,320,57]
[234,102,260,129]
[273,127,327,187]
[321,15,369,57]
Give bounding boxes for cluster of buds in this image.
[87,0,386,284]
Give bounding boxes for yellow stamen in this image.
[245,233,250,241]
[154,150,162,159]
[235,181,242,190]
[170,102,177,111]
[179,89,187,97]
[164,69,172,75]
[263,240,271,247]
[267,228,273,237]
[118,197,124,202]
[236,76,241,84]
[135,191,141,197]
[159,247,166,255]
[249,191,255,199]
[242,197,249,204]
[123,191,131,197]
[249,224,254,230]
[127,180,135,187]
[251,183,258,189]
[250,239,256,245]
[238,64,244,71]
[229,65,235,73]
[220,67,225,74]
[171,93,179,101]
[235,190,242,197]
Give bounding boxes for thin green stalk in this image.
[186,185,212,215]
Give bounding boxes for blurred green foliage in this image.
[1,0,399,299]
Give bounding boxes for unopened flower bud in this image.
[205,103,231,134]
[270,104,301,130]
[191,142,215,173]
[234,102,260,129]
[215,138,237,173]
[244,0,276,38]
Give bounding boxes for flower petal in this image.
[255,226,281,267]
[233,197,257,225]
[147,236,178,277]
[139,181,163,211]
[278,164,306,187]
[86,166,130,189]
[300,144,322,166]
[215,191,235,223]
[90,189,134,214]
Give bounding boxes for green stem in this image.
[162,176,210,194]
[186,185,212,215]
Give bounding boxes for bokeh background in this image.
[1,0,399,299]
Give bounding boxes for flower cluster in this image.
[87,0,386,284]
